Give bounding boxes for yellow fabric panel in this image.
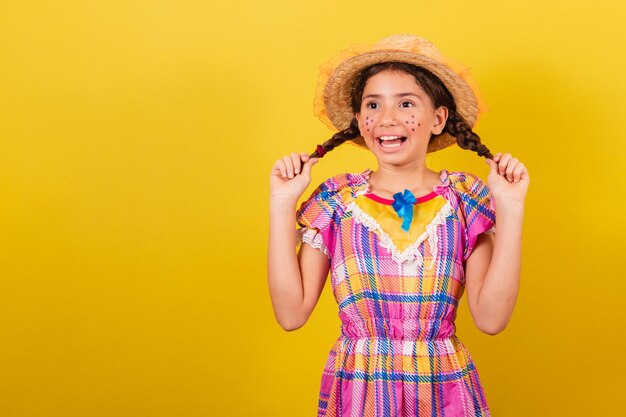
[354,195,446,252]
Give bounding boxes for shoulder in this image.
[296,171,368,221]
[445,170,495,215]
[445,171,497,260]
[446,170,492,201]
[445,170,496,231]
[304,171,369,201]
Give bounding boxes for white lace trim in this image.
[295,227,331,259]
[344,199,454,264]
[485,225,496,234]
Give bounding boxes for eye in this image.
[365,102,379,110]
[401,101,414,108]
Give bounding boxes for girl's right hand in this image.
[270,152,319,200]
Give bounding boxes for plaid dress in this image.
[295,168,497,417]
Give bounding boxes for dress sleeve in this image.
[456,173,497,262]
[295,180,338,260]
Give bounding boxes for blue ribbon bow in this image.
[392,189,416,232]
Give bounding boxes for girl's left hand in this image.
[484,153,530,203]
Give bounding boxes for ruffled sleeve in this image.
[450,172,497,262]
[295,178,340,260]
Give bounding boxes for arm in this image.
[267,151,330,331]
[268,194,330,331]
[465,152,529,335]
[464,198,524,335]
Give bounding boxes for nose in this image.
[379,105,399,126]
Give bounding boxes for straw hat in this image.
[313,34,488,153]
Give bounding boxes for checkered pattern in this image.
[296,169,496,417]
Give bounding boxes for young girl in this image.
[268,34,529,417]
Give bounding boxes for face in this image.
[355,69,448,166]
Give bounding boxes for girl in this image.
[268,34,529,417]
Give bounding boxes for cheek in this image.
[404,116,421,132]
[364,115,377,132]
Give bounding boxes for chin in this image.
[365,136,428,161]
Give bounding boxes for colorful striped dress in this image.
[295,168,497,417]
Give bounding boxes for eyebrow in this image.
[362,92,422,100]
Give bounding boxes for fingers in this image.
[282,155,295,178]
[496,153,511,176]
[518,162,530,182]
[293,152,309,175]
[291,152,299,175]
[273,159,287,178]
[504,158,519,182]
[493,152,528,183]
[301,155,318,176]
[493,152,513,181]
[274,152,314,179]
[513,162,526,182]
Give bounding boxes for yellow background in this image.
[1,1,624,416]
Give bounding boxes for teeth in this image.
[379,135,402,140]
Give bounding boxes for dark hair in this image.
[310,62,492,159]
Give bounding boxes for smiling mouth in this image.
[377,135,407,147]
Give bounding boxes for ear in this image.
[354,112,363,132]
[431,106,449,135]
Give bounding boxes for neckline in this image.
[363,190,439,205]
[356,168,450,206]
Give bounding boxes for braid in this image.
[310,118,361,158]
[444,109,493,159]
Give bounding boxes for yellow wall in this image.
[1,1,624,416]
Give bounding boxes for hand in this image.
[484,153,530,203]
[270,152,319,200]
